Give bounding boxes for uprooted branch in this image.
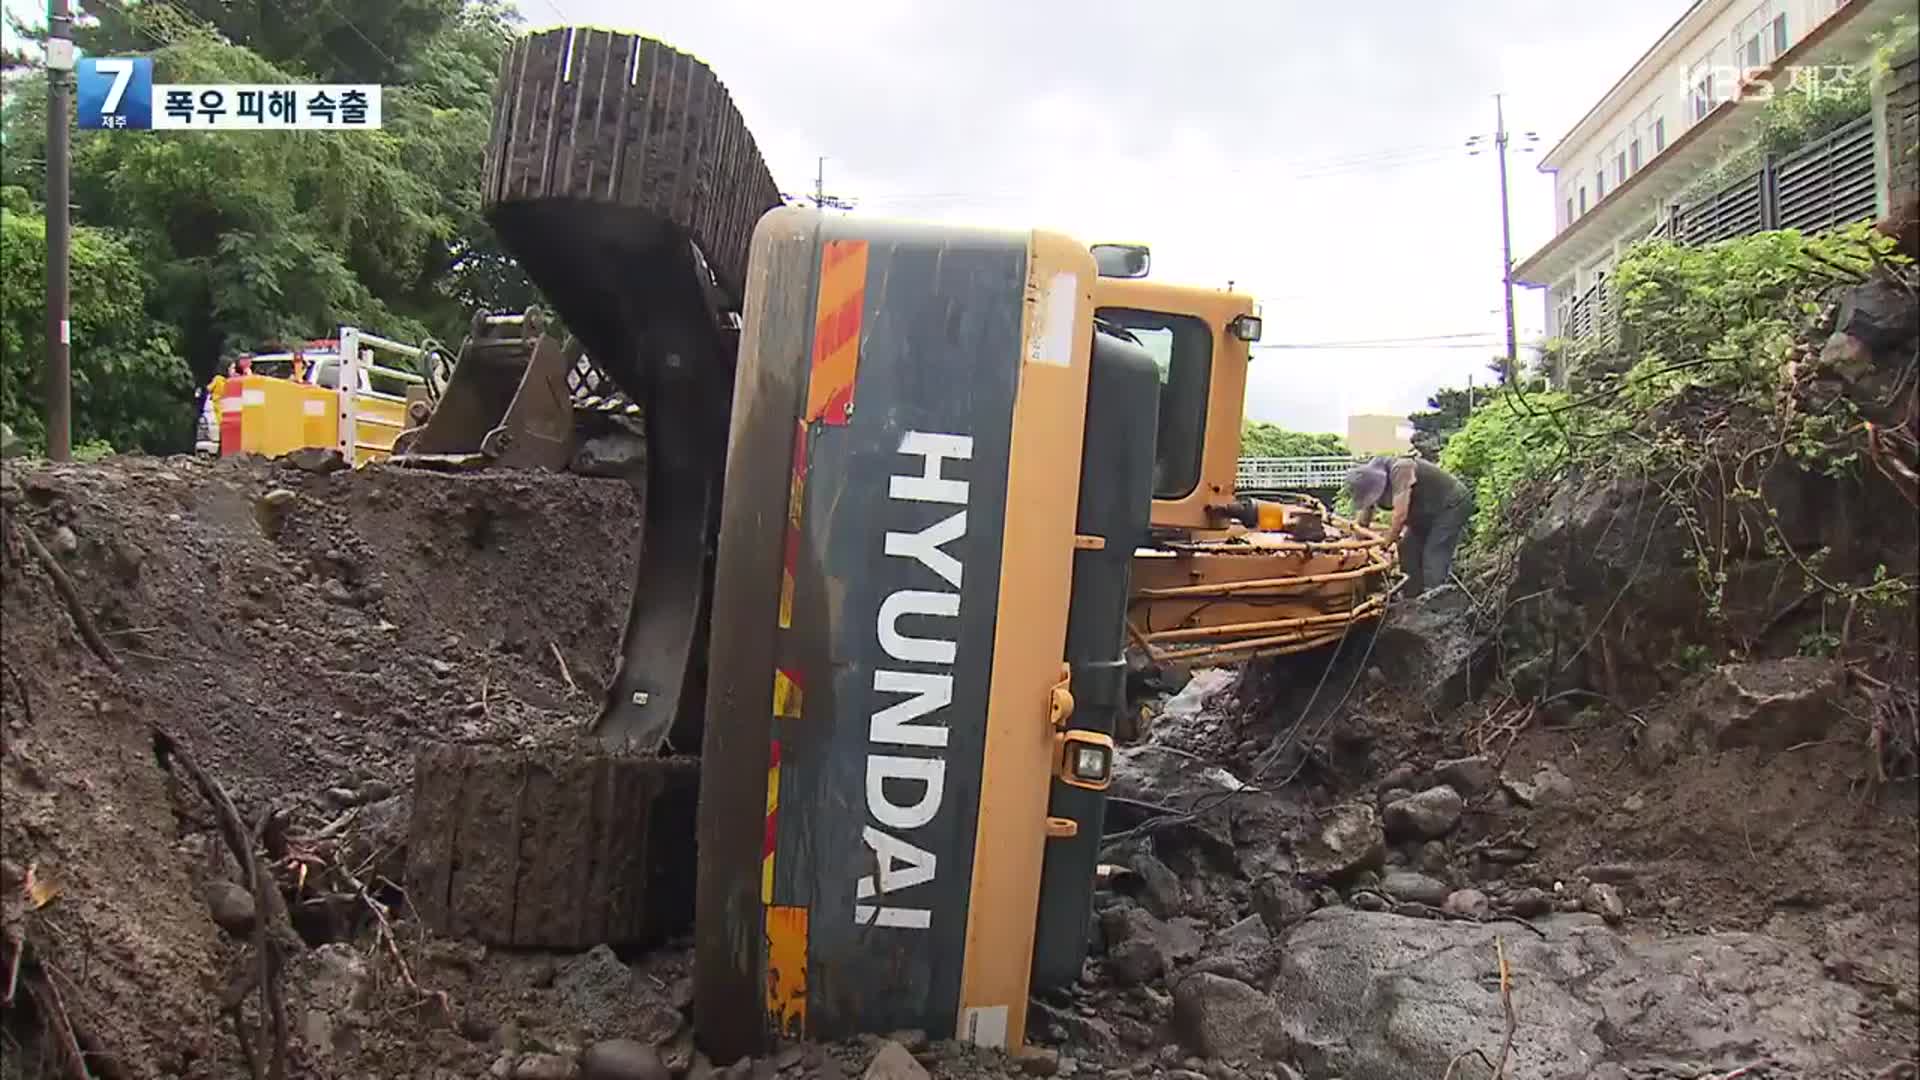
[150,725,293,1080]
[13,522,121,673]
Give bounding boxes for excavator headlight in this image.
[1228,314,1264,342]
[1056,730,1115,791]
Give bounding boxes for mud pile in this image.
[1,454,640,1078]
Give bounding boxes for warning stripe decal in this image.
[765,904,809,1037]
[761,737,781,904]
[804,239,868,425]
[778,421,809,630]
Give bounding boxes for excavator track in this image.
[481,28,784,751]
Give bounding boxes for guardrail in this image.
[337,326,426,465]
[1236,455,1365,491]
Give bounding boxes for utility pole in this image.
[45,0,75,461]
[809,155,857,212]
[1494,93,1518,385]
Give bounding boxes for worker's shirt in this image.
[1371,457,1466,532]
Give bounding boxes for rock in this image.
[1187,915,1276,984]
[284,446,348,474]
[1252,876,1315,934]
[1503,763,1576,809]
[1294,803,1385,880]
[1834,276,1920,355]
[1442,889,1490,919]
[1020,1048,1061,1076]
[1431,755,1498,797]
[204,879,257,936]
[1349,890,1387,911]
[581,1041,671,1080]
[1379,871,1451,907]
[572,431,647,478]
[1271,907,1880,1078]
[1171,973,1288,1062]
[1382,786,1464,841]
[514,1054,576,1079]
[50,525,79,556]
[1667,659,1843,755]
[1378,787,1413,808]
[884,1029,929,1053]
[862,1041,928,1080]
[254,488,298,537]
[1107,938,1165,985]
[1415,841,1449,876]
[553,944,641,1040]
[1378,763,1420,791]
[1368,586,1494,712]
[1509,887,1553,918]
[1576,863,1638,885]
[1583,883,1627,925]
[1130,853,1185,918]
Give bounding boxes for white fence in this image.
[1235,456,1363,491]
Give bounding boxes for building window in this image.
[1733,4,1789,73]
[1596,169,1607,200]
[1580,187,1588,213]
[1566,196,1575,223]
[1615,151,1628,184]
[1688,50,1719,122]
[1772,13,1788,55]
[1654,116,1667,151]
[1629,138,1643,170]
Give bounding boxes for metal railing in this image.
[1236,455,1365,491]
[337,326,427,465]
[1564,112,1878,344]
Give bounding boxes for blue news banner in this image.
[77,57,382,131]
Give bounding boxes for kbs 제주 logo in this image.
[77,56,383,131]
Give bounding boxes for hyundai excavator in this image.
[413,25,1393,1065]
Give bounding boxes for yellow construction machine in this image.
[413,25,1394,1065]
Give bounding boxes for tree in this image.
[1,190,192,453]
[1240,420,1348,457]
[0,2,534,448]
[1408,385,1475,461]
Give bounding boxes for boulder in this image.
[1187,915,1277,985]
[1271,908,1877,1079]
[1293,803,1385,881]
[862,1041,928,1080]
[1659,658,1843,756]
[1170,973,1288,1063]
[1130,853,1186,919]
[1382,786,1463,841]
[1378,871,1450,907]
[1431,755,1499,797]
[1368,587,1494,713]
[582,1040,669,1080]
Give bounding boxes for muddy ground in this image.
[1,450,1916,1080]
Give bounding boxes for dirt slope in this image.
[1,454,640,1078]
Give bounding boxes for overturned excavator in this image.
[400,26,1394,1065]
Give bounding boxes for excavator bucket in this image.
[391,308,580,469]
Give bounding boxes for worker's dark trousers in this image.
[1399,493,1474,598]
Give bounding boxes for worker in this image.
[1345,455,1473,598]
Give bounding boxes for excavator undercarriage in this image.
[396,23,1394,1065]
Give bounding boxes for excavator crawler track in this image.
[481,28,783,752]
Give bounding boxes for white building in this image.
[1516,0,1908,340]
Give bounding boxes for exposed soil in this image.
[1,446,1915,1079]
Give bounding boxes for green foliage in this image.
[0,202,192,453]
[1437,382,1568,543]
[1408,384,1474,461]
[0,2,534,450]
[1239,421,1348,458]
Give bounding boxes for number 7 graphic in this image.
[96,58,135,112]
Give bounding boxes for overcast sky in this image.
[537,0,1695,432]
[7,0,1692,432]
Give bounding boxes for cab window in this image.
[1096,307,1213,499]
